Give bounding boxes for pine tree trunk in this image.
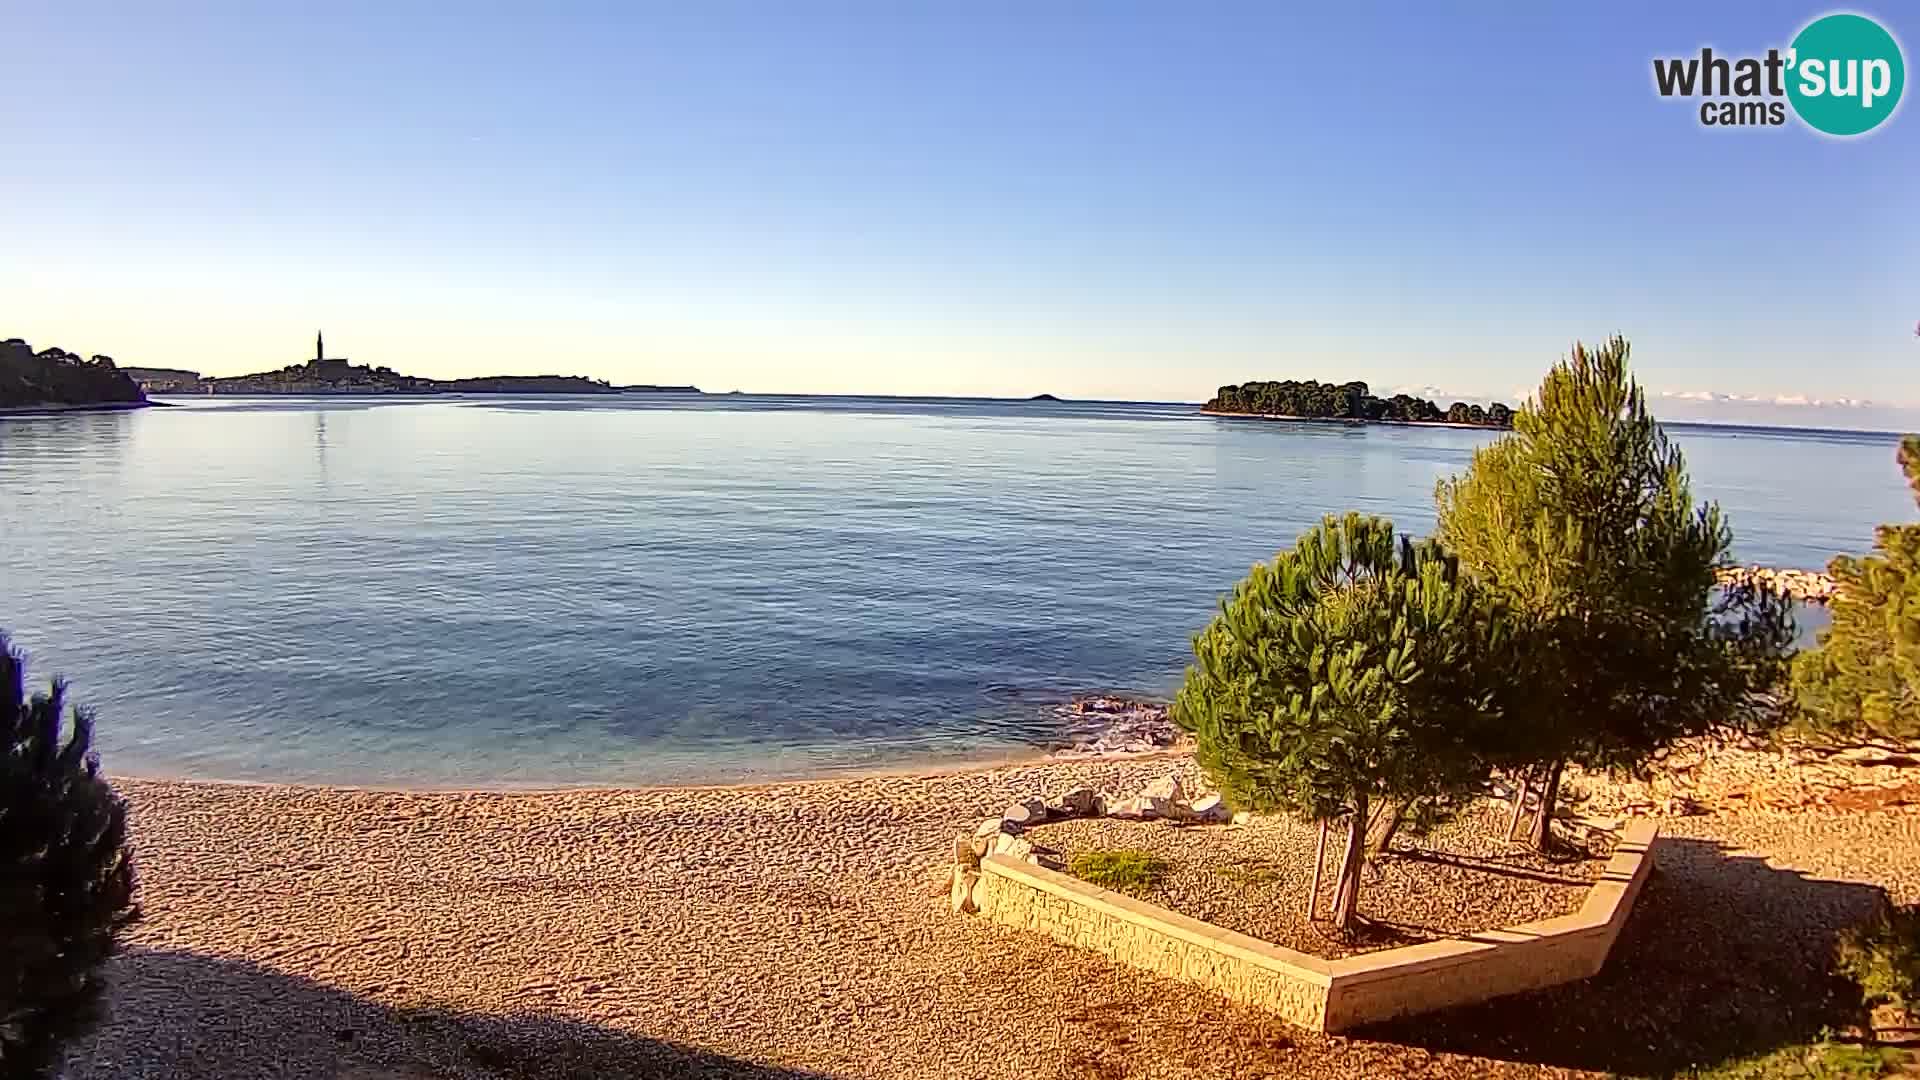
[1505,769,1532,842]
[1333,791,1368,931]
[1365,798,1405,859]
[1307,817,1329,922]
[1529,760,1565,851]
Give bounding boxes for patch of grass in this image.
[1691,1039,1904,1079]
[1068,849,1169,895]
[1213,860,1284,887]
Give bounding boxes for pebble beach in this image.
[66,746,1920,1080]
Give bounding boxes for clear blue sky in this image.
[4,2,1916,425]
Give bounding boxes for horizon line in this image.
[151,388,1915,438]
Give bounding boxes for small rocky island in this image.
[1205,379,1514,428]
[1,338,148,412]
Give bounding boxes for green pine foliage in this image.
[1174,512,1501,820]
[1836,903,1920,1016]
[1,634,139,1080]
[1435,337,1793,842]
[1171,513,1505,923]
[1792,437,1920,741]
[1693,1040,1902,1079]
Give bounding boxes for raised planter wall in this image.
[971,854,1333,1029]
[965,820,1658,1033]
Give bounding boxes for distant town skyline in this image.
[4,3,1916,429]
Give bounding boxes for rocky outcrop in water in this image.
[1716,565,1839,605]
[1049,695,1186,758]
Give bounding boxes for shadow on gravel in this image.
[1358,837,1885,1077]
[1390,849,1596,888]
[67,948,832,1080]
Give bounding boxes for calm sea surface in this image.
[0,395,1908,787]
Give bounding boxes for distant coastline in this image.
[189,377,701,396]
[149,385,703,398]
[197,368,682,396]
[121,333,701,397]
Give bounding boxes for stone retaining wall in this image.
[962,820,1658,1033]
[971,854,1333,1029]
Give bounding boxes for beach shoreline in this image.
[76,749,1920,1078]
[102,695,1188,796]
[104,743,1192,798]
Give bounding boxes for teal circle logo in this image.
[1786,13,1905,136]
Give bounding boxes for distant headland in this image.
[130,332,702,397]
[1,338,149,413]
[1203,379,1514,429]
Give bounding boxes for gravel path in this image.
[61,757,1920,1079]
[1030,802,1603,958]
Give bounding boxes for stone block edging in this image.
[962,819,1659,1032]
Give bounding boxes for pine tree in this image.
[1172,513,1505,930]
[1792,436,1920,740]
[1435,337,1793,848]
[1,634,139,1080]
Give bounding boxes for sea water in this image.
[0,396,1905,787]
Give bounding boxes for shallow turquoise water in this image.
[0,396,1904,786]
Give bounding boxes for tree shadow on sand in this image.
[66,948,834,1080]
[1358,837,1886,1076]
